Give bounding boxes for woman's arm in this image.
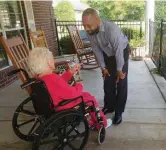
[60,63,80,82]
[60,70,73,82]
[54,76,83,100]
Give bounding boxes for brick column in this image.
[32,1,59,56]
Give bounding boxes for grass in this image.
[150,68,161,75]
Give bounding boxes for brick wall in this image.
[0,66,18,90]
[0,0,59,90]
[32,1,59,56]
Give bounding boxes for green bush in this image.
[129,38,144,48]
[59,36,75,54]
[54,1,75,21]
[121,27,144,41]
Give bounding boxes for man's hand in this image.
[102,68,110,80]
[117,71,126,80]
[70,63,81,75]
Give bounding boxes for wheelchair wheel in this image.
[12,97,42,141]
[97,124,106,145]
[33,110,89,150]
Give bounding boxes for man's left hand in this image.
[117,71,126,80]
[70,63,81,74]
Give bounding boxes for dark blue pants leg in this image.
[116,59,128,114]
[103,56,117,111]
[103,45,129,114]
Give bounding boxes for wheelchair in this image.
[9,69,106,150]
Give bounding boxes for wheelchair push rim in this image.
[12,97,41,141]
[33,110,89,150]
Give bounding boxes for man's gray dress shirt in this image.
[87,20,128,71]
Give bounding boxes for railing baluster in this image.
[55,20,145,56]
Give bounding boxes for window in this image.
[0,42,8,68]
[0,1,26,69]
[6,29,25,39]
[0,1,23,29]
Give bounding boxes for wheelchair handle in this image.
[21,79,36,89]
[7,68,30,80]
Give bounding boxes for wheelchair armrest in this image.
[84,100,95,108]
[58,96,83,107]
[21,79,36,89]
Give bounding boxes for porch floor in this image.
[1,59,166,149]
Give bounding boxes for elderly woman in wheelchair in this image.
[10,47,112,150]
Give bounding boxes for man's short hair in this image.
[82,8,99,17]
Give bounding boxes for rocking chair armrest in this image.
[55,60,70,66]
[54,60,71,72]
[83,42,91,48]
[83,45,91,48]
[77,47,92,51]
[77,47,93,56]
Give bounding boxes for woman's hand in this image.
[70,63,81,74]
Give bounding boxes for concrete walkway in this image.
[0,59,166,150]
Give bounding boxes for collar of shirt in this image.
[99,20,105,32]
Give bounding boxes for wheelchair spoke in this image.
[55,141,70,150]
[21,109,36,116]
[73,126,81,136]
[67,123,85,139]
[63,128,66,137]
[40,138,60,145]
[17,118,35,128]
[62,121,67,136]
[66,125,75,136]
[34,112,88,150]
[67,142,77,150]
[68,134,78,141]
[56,145,64,150]
[67,132,85,146]
[68,131,85,140]
[28,120,39,135]
[52,142,61,150]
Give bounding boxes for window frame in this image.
[0,1,28,69]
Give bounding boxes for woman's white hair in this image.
[28,47,54,76]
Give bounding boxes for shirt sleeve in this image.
[90,40,106,68]
[60,70,73,82]
[108,24,124,71]
[54,76,83,100]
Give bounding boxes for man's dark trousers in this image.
[103,44,130,114]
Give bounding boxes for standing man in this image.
[82,8,130,125]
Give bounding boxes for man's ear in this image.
[96,17,100,24]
